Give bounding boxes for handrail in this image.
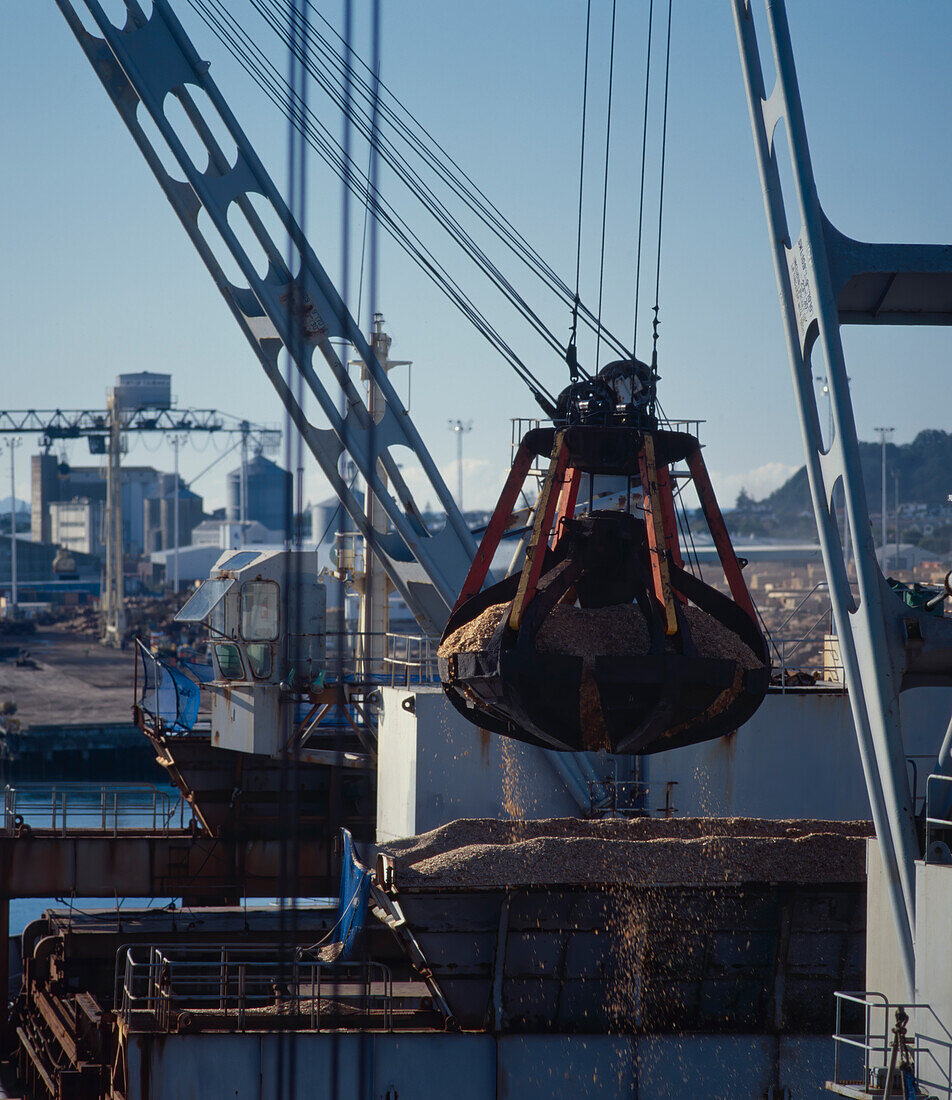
[774,580,830,635]
[778,607,834,663]
[831,990,952,1095]
[115,943,393,1033]
[383,632,440,687]
[770,636,844,692]
[3,783,186,836]
[926,773,952,856]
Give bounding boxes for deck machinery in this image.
[440,372,769,755]
[50,0,769,760]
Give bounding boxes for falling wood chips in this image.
[439,600,762,669]
[377,817,872,889]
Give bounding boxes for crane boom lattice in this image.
[54,0,476,637]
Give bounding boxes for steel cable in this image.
[251,0,580,367]
[185,0,557,406]
[568,0,593,377]
[650,0,675,364]
[632,0,655,356]
[594,0,618,371]
[272,0,630,358]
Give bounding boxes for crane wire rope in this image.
[245,0,568,349]
[248,0,587,367]
[300,0,567,290]
[650,0,674,371]
[186,0,559,409]
[594,0,619,372]
[269,0,629,359]
[184,0,632,406]
[567,0,594,381]
[632,0,655,356]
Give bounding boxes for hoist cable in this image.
[594,0,618,372]
[191,0,537,388]
[298,0,561,285]
[243,0,572,373]
[289,0,629,358]
[632,0,655,356]
[253,0,588,369]
[185,0,557,406]
[569,0,593,372]
[650,0,674,362]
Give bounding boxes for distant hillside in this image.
[762,430,952,515]
[727,430,952,544]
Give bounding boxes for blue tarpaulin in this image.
[337,828,371,960]
[136,641,201,733]
[180,659,215,684]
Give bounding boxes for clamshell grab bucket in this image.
[438,426,770,755]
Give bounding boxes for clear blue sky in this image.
[2,1,951,514]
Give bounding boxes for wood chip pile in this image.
[378,817,871,889]
[439,600,761,670]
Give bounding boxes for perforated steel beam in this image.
[730,0,952,990]
[54,0,476,636]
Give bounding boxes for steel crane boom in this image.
[53,0,477,638]
[734,0,952,993]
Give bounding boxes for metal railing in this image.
[384,632,439,686]
[770,635,844,691]
[510,415,704,444]
[926,773,952,858]
[3,783,187,836]
[116,944,393,1034]
[658,417,705,438]
[587,779,646,818]
[323,631,439,686]
[831,991,952,1097]
[772,580,830,634]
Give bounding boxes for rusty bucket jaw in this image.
[439,425,770,756]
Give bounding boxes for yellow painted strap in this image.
[509,432,566,632]
[642,434,679,637]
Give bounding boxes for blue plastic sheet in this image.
[180,659,215,684]
[136,642,201,733]
[337,827,370,960]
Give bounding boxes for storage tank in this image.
[311,491,363,546]
[144,474,204,553]
[226,454,292,533]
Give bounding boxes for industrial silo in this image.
[226,454,292,533]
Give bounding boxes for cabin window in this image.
[214,643,245,680]
[174,576,233,624]
[247,643,272,679]
[241,581,279,642]
[209,598,225,637]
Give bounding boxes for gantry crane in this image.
[51,0,775,773]
[0,404,279,643]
